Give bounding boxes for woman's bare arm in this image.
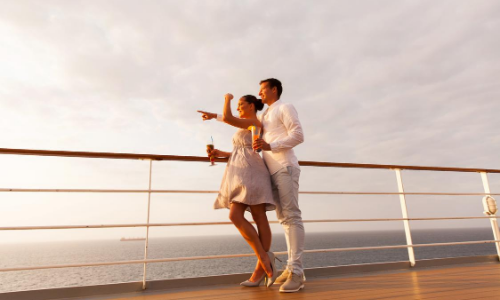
[208,148,231,158]
[222,94,261,129]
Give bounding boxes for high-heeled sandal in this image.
[266,251,279,288]
[240,273,267,287]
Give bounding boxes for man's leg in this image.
[272,167,305,281]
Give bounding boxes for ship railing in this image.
[1,147,500,290]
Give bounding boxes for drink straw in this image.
[211,136,214,144]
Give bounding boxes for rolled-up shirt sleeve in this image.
[269,104,304,152]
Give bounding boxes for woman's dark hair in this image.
[242,95,264,111]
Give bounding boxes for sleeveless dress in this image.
[214,129,276,211]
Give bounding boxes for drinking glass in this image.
[207,138,216,166]
[250,126,262,153]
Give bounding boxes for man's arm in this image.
[269,104,304,152]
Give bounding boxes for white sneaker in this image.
[279,273,305,293]
[274,268,291,285]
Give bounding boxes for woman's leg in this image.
[248,204,273,280]
[250,204,272,251]
[229,202,272,278]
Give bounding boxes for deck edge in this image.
[1,255,498,300]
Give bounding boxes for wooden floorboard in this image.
[89,263,500,300]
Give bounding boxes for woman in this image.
[198,93,277,287]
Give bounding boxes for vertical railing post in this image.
[480,172,500,259]
[394,168,416,266]
[142,159,153,290]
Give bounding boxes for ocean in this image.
[0,228,496,293]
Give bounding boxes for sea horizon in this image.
[0,226,493,245]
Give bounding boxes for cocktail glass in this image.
[250,126,262,153]
[207,140,215,166]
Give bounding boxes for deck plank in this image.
[90,263,500,300]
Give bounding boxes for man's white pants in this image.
[271,166,305,276]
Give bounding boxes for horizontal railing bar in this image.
[1,147,500,173]
[299,161,500,173]
[2,217,498,230]
[305,216,500,222]
[0,188,220,193]
[1,240,498,273]
[0,253,264,272]
[0,148,227,163]
[304,239,500,253]
[0,222,252,230]
[300,191,500,196]
[0,188,498,196]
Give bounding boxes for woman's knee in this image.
[251,211,267,224]
[250,206,269,224]
[229,205,246,226]
[229,212,242,226]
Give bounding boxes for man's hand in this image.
[197,110,217,121]
[253,138,271,151]
[225,93,234,101]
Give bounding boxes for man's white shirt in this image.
[258,100,304,175]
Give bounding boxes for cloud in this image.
[1,0,499,157]
[1,0,500,241]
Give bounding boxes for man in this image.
[253,78,305,293]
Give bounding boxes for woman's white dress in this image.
[213,129,276,211]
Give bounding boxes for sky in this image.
[1,0,500,244]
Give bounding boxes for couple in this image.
[198,78,305,293]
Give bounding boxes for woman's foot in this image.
[240,271,266,287]
[266,252,278,287]
[249,265,267,282]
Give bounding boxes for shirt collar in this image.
[267,99,282,112]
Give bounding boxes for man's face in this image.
[259,82,276,104]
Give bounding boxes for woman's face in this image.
[237,98,254,118]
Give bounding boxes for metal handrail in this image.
[2,147,500,173]
[0,188,499,196]
[1,216,500,231]
[1,239,498,273]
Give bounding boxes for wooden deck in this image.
[86,262,500,300]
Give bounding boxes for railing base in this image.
[1,255,498,300]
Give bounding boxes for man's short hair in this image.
[260,78,283,99]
